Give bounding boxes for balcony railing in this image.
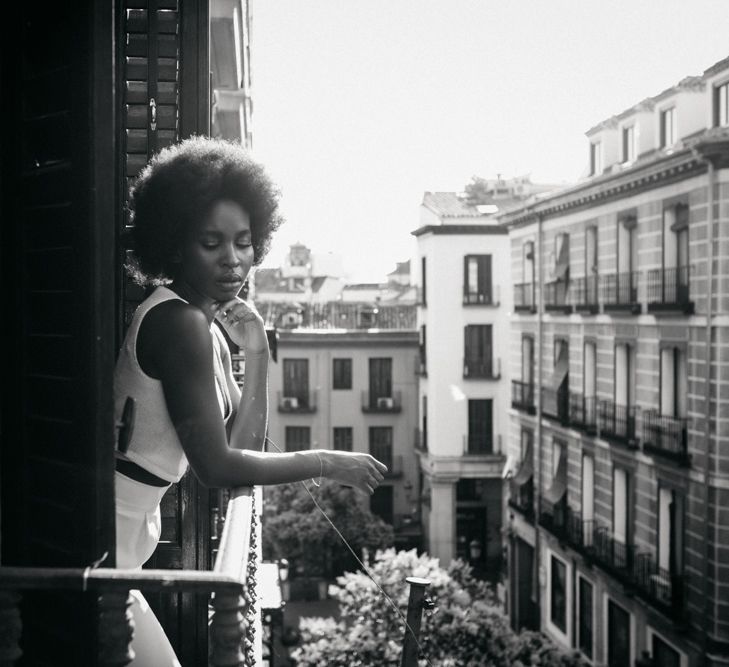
[633,553,687,621]
[597,400,638,447]
[568,393,597,434]
[513,282,536,312]
[544,280,572,313]
[511,380,535,414]
[508,476,534,521]
[463,357,500,379]
[539,495,568,541]
[591,525,636,582]
[646,266,693,314]
[642,410,690,466]
[0,487,262,667]
[361,390,402,413]
[542,384,569,424]
[601,270,641,313]
[277,390,317,413]
[571,275,599,313]
[463,284,500,306]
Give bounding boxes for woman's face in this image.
[175,199,254,305]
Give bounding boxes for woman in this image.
[114,136,387,665]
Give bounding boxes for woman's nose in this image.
[221,245,241,267]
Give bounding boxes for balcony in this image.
[464,434,494,455]
[0,487,266,666]
[513,282,536,313]
[539,495,568,541]
[463,357,500,380]
[601,270,641,314]
[568,393,597,435]
[642,410,690,466]
[646,266,693,314]
[511,380,535,414]
[597,400,638,448]
[542,384,569,425]
[544,280,572,313]
[633,553,687,622]
[277,390,317,413]
[463,284,500,306]
[571,275,599,314]
[590,525,636,584]
[361,390,402,413]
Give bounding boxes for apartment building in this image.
[411,189,516,577]
[265,323,422,549]
[501,56,729,667]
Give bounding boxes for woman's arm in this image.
[142,300,386,492]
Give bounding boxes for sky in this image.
[247,0,729,283]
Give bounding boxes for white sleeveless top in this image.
[113,286,239,483]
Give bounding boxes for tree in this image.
[291,548,588,667]
[262,480,394,578]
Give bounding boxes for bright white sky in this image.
[248,0,729,283]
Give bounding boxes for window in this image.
[333,427,353,451]
[651,632,682,667]
[661,202,690,302]
[716,81,729,127]
[368,358,392,407]
[369,426,393,470]
[607,599,631,667]
[421,256,427,306]
[464,324,493,377]
[463,254,493,303]
[590,141,602,175]
[583,340,596,398]
[660,107,676,148]
[582,454,594,523]
[521,335,534,386]
[283,358,310,407]
[612,467,628,544]
[660,346,688,418]
[614,342,635,408]
[523,241,535,283]
[419,325,427,373]
[332,358,352,390]
[554,232,570,283]
[577,577,593,659]
[550,555,567,633]
[622,125,635,162]
[285,426,310,452]
[658,486,685,576]
[422,395,428,451]
[617,214,637,274]
[467,399,493,454]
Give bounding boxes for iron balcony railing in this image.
[463,284,500,306]
[568,393,597,434]
[511,380,535,414]
[633,553,687,621]
[513,282,535,312]
[508,476,534,521]
[591,525,636,582]
[642,410,690,465]
[646,266,693,313]
[542,384,570,424]
[463,356,500,379]
[571,275,599,312]
[544,280,572,312]
[601,270,640,312]
[597,400,638,447]
[277,389,317,413]
[539,495,568,541]
[0,487,263,667]
[361,390,402,413]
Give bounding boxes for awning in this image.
[545,447,567,504]
[512,441,534,485]
[554,234,570,279]
[550,345,569,389]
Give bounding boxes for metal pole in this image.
[399,577,430,667]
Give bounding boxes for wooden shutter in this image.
[369,358,393,403]
[1,1,117,663]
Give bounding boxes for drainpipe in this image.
[535,212,544,627]
[694,148,715,665]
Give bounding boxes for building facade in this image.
[502,56,729,667]
[265,327,422,549]
[412,191,514,576]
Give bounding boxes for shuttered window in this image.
[286,427,311,452]
[467,399,493,454]
[463,255,493,304]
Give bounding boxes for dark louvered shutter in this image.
[1,1,117,663]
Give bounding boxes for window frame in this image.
[332,357,352,390]
[333,426,353,451]
[463,254,493,304]
[589,140,602,176]
[576,574,594,660]
[714,80,729,128]
[547,551,570,640]
[285,425,311,452]
[621,124,635,163]
[659,106,676,148]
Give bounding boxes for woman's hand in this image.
[213,297,268,355]
[321,451,388,495]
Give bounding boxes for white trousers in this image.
[115,471,182,667]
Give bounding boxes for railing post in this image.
[399,577,430,667]
[0,590,23,666]
[209,589,249,667]
[98,591,134,667]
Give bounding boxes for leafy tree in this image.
[262,480,394,578]
[291,548,588,667]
